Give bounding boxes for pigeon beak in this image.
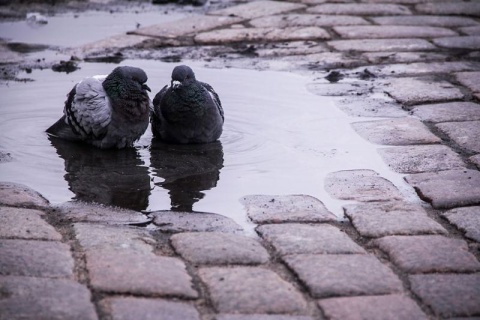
[142,84,151,92]
[172,80,181,90]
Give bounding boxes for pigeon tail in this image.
[46,115,82,141]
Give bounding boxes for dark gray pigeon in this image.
[151,65,224,144]
[46,66,151,149]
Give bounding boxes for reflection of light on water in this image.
[0,59,420,231]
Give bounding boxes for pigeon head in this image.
[103,66,151,99]
[171,65,196,90]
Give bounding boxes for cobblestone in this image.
[433,36,480,50]
[375,235,480,273]
[215,315,315,320]
[0,182,49,208]
[456,71,480,94]
[209,1,306,20]
[362,51,448,64]
[327,38,435,52]
[0,207,62,240]
[460,26,480,36]
[284,254,403,298]
[334,96,406,118]
[436,121,480,153]
[317,295,428,320]
[416,2,480,16]
[257,223,365,255]
[250,14,369,28]
[344,201,447,238]
[410,274,480,318]
[412,102,480,123]
[442,206,480,243]
[376,61,480,76]
[307,3,411,15]
[199,266,308,314]
[471,154,480,169]
[333,25,457,39]
[371,15,479,27]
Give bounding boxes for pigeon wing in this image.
[65,77,112,139]
[201,81,224,121]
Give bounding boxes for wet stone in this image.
[170,232,269,265]
[307,3,411,15]
[241,194,336,224]
[209,1,306,20]
[375,235,480,273]
[318,295,428,320]
[327,39,435,52]
[456,71,480,94]
[0,239,73,278]
[250,14,369,28]
[151,211,243,234]
[378,145,465,173]
[436,121,480,153]
[0,182,49,208]
[257,223,365,256]
[377,61,480,76]
[216,316,315,320]
[334,96,407,118]
[344,201,447,238]
[100,297,200,320]
[199,266,308,314]
[371,15,479,27]
[460,25,480,36]
[416,2,480,15]
[471,154,480,169]
[442,206,480,242]
[362,51,449,64]
[412,102,480,123]
[0,207,62,240]
[292,52,364,70]
[433,36,480,50]
[73,223,155,254]
[0,276,98,320]
[306,82,370,96]
[353,117,441,145]
[384,77,464,106]
[54,201,151,225]
[409,274,480,318]
[284,254,403,298]
[333,26,456,39]
[405,169,480,209]
[86,250,198,298]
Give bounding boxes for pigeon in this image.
[46,66,151,149]
[151,65,224,144]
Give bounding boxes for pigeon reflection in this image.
[49,137,151,211]
[150,139,224,211]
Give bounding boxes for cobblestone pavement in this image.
[1,0,480,319]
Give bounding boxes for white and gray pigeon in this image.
[151,65,224,144]
[46,66,151,149]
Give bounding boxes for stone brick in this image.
[456,71,480,93]
[170,232,269,265]
[0,207,61,240]
[318,295,428,320]
[412,102,480,123]
[151,211,243,234]
[241,194,336,224]
[375,235,480,273]
[384,77,464,106]
[100,297,200,320]
[433,36,480,50]
[327,39,435,52]
[209,1,306,20]
[410,274,480,318]
[378,145,465,173]
[371,15,479,27]
[250,14,369,28]
[257,223,365,255]
[216,316,315,320]
[255,41,328,57]
[377,61,480,76]
[442,206,480,242]
[405,169,480,209]
[460,26,480,36]
[307,82,371,96]
[325,169,403,202]
[335,96,406,118]
[86,250,198,298]
[292,52,364,69]
[0,239,73,278]
[54,201,151,225]
[307,3,411,15]
[344,201,447,238]
[195,27,330,45]
[0,276,97,320]
[284,254,403,298]
[471,154,480,169]
[0,182,49,208]
[362,51,448,64]
[436,121,480,153]
[199,266,308,314]
[416,2,480,15]
[334,25,456,39]
[352,118,441,145]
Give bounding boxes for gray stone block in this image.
[410,274,480,318]
[216,315,315,320]
[171,232,269,265]
[371,15,479,27]
[151,211,243,234]
[307,3,411,15]
[362,51,449,64]
[0,182,49,208]
[456,71,480,93]
[241,194,335,224]
[460,26,480,36]
[306,82,371,96]
[327,39,435,52]
[405,169,480,209]
[375,235,480,273]
[257,223,365,255]
[471,154,480,169]
[377,61,480,76]
[250,14,369,28]
[416,2,480,15]
[442,206,480,242]
[209,1,306,20]
[433,36,480,50]
[318,295,428,320]
[0,240,73,278]
[0,207,61,240]
[284,254,403,298]
[335,96,407,118]
[199,266,308,314]
[325,169,403,202]
[344,201,447,238]
[412,102,480,123]
[334,25,456,39]
[0,276,97,320]
[378,145,465,173]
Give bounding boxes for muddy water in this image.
[0,60,418,230]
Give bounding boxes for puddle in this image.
[0,59,419,231]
